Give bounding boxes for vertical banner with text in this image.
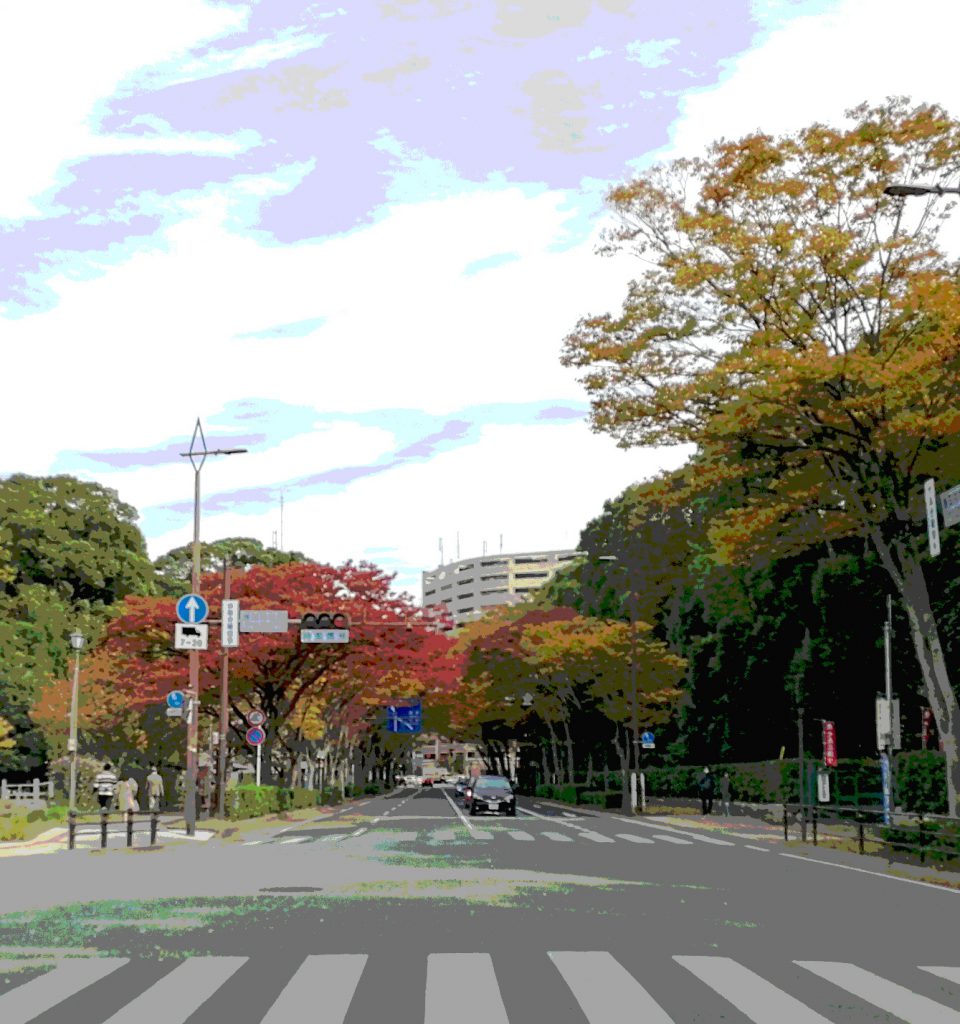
[822,720,838,767]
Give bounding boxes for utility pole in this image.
[217,558,231,819]
[798,703,806,842]
[882,594,894,825]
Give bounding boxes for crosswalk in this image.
[250,826,754,849]
[2,951,958,1023]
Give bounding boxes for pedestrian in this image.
[697,767,715,815]
[146,765,165,812]
[123,772,140,813]
[92,762,118,812]
[719,772,732,816]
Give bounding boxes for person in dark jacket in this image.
[697,767,715,815]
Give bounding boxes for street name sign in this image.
[301,628,349,643]
[166,707,183,718]
[942,483,960,528]
[925,478,941,557]
[246,726,266,746]
[239,609,288,633]
[176,593,209,624]
[174,623,209,650]
[166,690,185,709]
[248,710,266,727]
[221,599,240,648]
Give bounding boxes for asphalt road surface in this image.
[0,783,958,1023]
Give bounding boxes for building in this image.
[421,548,580,628]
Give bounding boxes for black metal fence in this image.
[783,802,960,866]
[67,810,162,850]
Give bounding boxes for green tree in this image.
[152,537,311,596]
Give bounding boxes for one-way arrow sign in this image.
[177,593,209,624]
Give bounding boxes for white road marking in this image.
[279,837,310,845]
[425,954,508,1024]
[261,955,367,1022]
[550,951,674,1023]
[578,830,616,843]
[0,957,128,1024]
[797,961,960,1023]
[440,785,474,831]
[676,956,834,1022]
[778,852,960,893]
[472,830,493,840]
[103,956,247,1023]
[652,834,693,845]
[542,831,574,842]
[242,840,263,846]
[434,830,457,841]
[508,831,534,841]
[616,834,654,845]
[623,819,736,846]
[921,966,960,984]
[745,844,770,852]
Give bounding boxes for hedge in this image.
[228,785,320,820]
[895,751,948,815]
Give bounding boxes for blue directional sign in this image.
[166,690,185,709]
[176,593,208,624]
[641,730,656,749]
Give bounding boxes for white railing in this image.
[0,778,54,802]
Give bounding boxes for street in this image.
[0,785,958,1022]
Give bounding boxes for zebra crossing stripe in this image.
[615,834,654,844]
[434,830,457,841]
[260,954,367,1022]
[508,831,534,841]
[676,956,834,1022]
[652,834,693,845]
[796,961,960,1023]
[279,836,310,845]
[578,831,616,843]
[549,951,674,1022]
[542,831,573,842]
[425,954,508,1024]
[626,820,736,846]
[0,957,128,1024]
[102,956,247,1023]
[472,830,493,840]
[921,966,960,984]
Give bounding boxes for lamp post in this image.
[67,629,85,813]
[598,554,640,814]
[178,419,247,836]
[884,182,960,197]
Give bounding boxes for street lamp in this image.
[67,629,85,813]
[178,419,248,836]
[598,554,641,814]
[884,182,960,197]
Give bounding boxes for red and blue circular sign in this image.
[246,726,266,747]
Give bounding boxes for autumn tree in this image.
[562,98,960,812]
[152,537,311,596]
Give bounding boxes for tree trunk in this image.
[561,718,575,785]
[546,721,561,785]
[541,746,550,789]
[873,534,960,815]
[613,725,630,813]
[586,754,594,787]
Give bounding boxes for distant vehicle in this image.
[420,777,433,788]
[454,777,469,798]
[465,775,516,817]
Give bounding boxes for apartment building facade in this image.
[421,548,580,628]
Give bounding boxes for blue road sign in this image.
[246,726,266,747]
[166,690,185,709]
[640,731,655,743]
[176,593,209,624]
[386,702,422,733]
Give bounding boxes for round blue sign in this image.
[166,690,185,709]
[176,593,209,624]
[246,726,266,746]
[641,731,655,743]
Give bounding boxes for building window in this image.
[460,606,474,613]
[481,587,508,595]
[514,571,549,579]
[480,573,508,582]
[441,584,452,591]
[458,592,474,600]
[457,563,475,572]
[481,560,507,567]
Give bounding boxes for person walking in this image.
[146,766,165,812]
[719,772,732,816]
[697,767,715,815]
[123,772,140,813]
[92,762,118,811]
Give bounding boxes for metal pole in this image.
[184,465,201,837]
[630,587,638,814]
[68,646,81,813]
[217,560,231,819]
[798,703,806,842]
[884,594,894,825]
[256,742,261,787]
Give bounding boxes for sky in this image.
[4,0,960,602]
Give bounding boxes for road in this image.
[0,783,957,1022]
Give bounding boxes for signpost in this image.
[239,609,288,633]
[248,710,266,727]
[174,623,209,651]
[640,730,656,750]
[817,769,830,803]
[386,703,422,733]
[166,690,185,718]
[221,599,239,648]
[925,478,941,557]
[176,593,209,625]
[300,628,349,644]
[246,725,266,786]
[941,483,960,528]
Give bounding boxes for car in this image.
[454,777,469,798]
[464,775,516,817]
[420,776,433,787]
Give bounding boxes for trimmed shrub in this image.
[579,791,605,806]
[363,783,381,795]
[0,812,28,841]
[44,805,69,821]
[535,784,554,799]
[895,751,948,815]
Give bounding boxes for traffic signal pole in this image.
[217,560,231,819]
[184,465,202,837]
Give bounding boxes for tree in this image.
[152,537,311,596]
[562,98,960,812]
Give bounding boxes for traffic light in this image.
[301,612,350,631]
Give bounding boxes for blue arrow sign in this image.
[166,690,185,709]
[641,731,655,743]
[176,593,208,624]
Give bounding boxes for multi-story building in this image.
[421,548,580,628]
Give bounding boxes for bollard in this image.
[100,810,108,849]
[126,811,134,847]
[812,805,818,847]
[783,806,788,842]
[918,814,925,865]
[68,810,76,851]
[150,811,158,846]
[858,816,864,855]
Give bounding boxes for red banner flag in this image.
[822,720,838,767]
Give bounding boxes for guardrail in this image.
[67,810,162,850]
[1,778,54,802]
[783,802,960,866]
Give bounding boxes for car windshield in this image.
[477,780,511,791]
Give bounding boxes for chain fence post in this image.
[68,810,76,851]
[100,810,108,849]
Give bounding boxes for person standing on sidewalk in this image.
[719,772,732,816]
[92,762,118,811]
[697,767,715,815]
[146,766,165,812]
